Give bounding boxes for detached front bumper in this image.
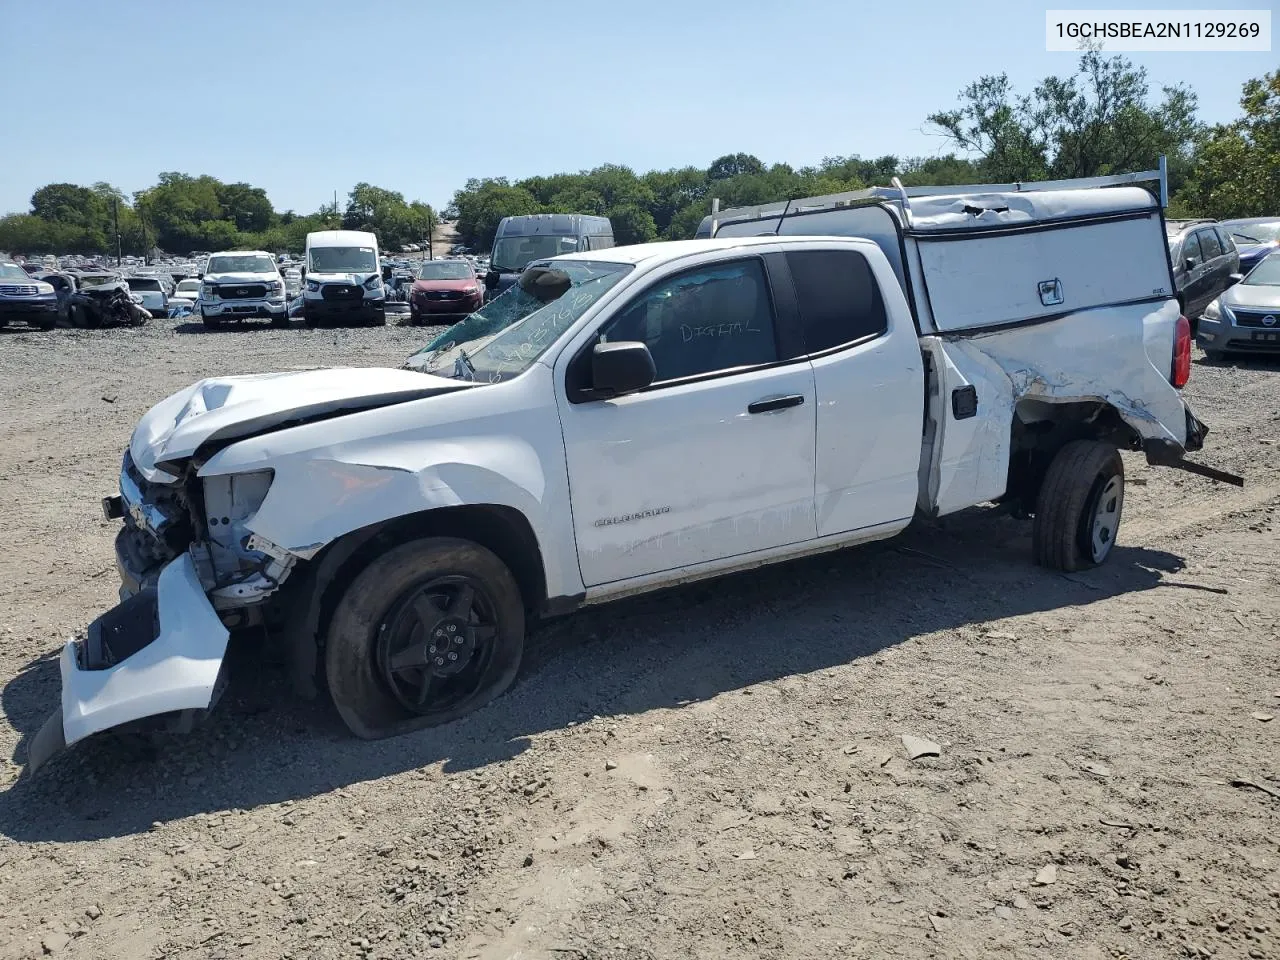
[26,553,229,774]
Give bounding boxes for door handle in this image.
[748,394,805,414]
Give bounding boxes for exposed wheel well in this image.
[266,505,547,698]
[1003,399,1143,516]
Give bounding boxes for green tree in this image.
[1175,71,1279,219]
[928,51,1199,184]
[452,179,542,250]
[708,153,764,181]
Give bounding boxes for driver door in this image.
[555,254,818,588]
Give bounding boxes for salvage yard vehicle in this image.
[197,250,289,327]
[26,177,1247,774]
[0,261,59,329]
[124,276,170,318]
[1198,251,1280,360]
[484,214,614,301]
[301,229,386,327]
[66,277,150,328]
[409,258,484,322]
[1166,219,1241,329]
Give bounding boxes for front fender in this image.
[240,437,550,559]
[195,369,580,597]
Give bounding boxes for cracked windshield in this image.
[405,260,632,382]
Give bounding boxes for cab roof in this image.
[554,235,864,266]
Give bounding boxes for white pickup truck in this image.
[25,181,1243,772]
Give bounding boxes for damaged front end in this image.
[26,452,299,775]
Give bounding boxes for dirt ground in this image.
[0,315,1277,960]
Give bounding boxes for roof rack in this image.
[708,155,1169,226]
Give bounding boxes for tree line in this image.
[2,54,1274,259]
[0,177,436,259]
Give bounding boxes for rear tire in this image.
[1032,440,1125,572]
[324,537,525,739]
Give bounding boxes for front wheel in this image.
[324,537,525,739]
[1032,440,1125,572]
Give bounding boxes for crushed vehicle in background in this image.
[67,278,151,328]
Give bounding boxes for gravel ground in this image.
[0,315,1277,960]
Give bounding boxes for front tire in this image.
[324,537,525,739]
[1032,440,1125,572]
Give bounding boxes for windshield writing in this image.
[491,235,580,272]
[411,260,631,383]
[309,246,377,274]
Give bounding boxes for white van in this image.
[302,230,386,326]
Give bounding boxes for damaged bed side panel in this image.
[923,299,1191,517]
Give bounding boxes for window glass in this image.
[1197,229,1222,259]
[784,250,887,352]
[1215,227,1235,254]
[1181,232,1203,264]
[603,258,778,382]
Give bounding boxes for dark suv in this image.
[1166,219,1242,331]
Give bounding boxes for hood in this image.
[1222,281,1280,312]
[130,367,466,482]
[412,278,480,293]
[206,271,279,284]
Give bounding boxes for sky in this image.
[0,0,1274,216]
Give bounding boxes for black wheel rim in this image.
[374,575,499,715]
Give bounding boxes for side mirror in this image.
[1228,272,1245,285]
[591,341,655,397]
[484,270,500,290]
[1184,257,1198,271]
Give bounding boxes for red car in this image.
[409,259,484,323]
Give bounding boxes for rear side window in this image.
[1198,229,1222,259]
[785,250,887,353]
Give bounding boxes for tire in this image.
[324,537,525,740]
[36,316,56,331]
[1203,348,1225,362]
[1032,440,1125,572]
[201,311,222,329]
[409,306,419,325]
[269,313,289,328]
[367,308,387,327]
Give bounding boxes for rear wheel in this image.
[1032,440,1125,572]
[324,537,525,739]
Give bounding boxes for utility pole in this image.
[112,197,122,266]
